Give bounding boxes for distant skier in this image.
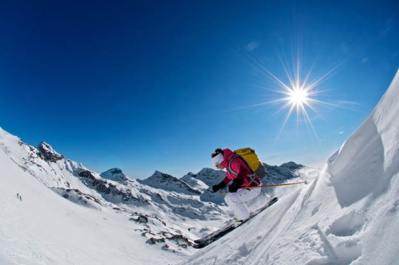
[211,148,262,221]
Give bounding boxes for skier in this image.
[211,148,262,221]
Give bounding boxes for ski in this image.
[193,197,278,248]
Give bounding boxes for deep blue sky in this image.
[1,1,398,179]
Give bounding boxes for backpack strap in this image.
[227,154,239,175]
[228,155,261,187]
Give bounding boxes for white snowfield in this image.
[1,68,398,265]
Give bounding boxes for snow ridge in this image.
[138,171,202,196]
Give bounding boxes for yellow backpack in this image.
[231,148,266,178]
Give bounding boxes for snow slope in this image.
[185,70,399,265]
[0,129,226,264]
[0,147,180,265]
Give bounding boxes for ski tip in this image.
[192,242,207,249]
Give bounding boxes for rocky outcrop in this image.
[37,141,64,162]
[78,170,148,205]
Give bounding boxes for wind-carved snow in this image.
[326,211,365,237]
[328,118,386,207]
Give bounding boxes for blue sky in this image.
[1,1,398,179]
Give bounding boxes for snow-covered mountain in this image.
[138,171,202,196]
[0,123,307,264]
[100,168,129,184]
[3,68,397,265]
[0,130,230,263]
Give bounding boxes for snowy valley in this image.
[1,68,399,264]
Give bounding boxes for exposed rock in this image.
[37,142,64,162]
[78,170,147,204]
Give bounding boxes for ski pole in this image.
[242,181,308,189]
[206,187,226,196]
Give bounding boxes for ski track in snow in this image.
[249,190,304,265]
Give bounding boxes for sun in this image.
[264,78,322,141]
[286,86,310,107]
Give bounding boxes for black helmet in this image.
[211,148,224,158]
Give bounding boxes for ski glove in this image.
[212,182,226,193]
[229,178,244,193]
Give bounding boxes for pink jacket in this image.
[220,148,261,187]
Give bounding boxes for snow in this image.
[0,128,224,264]
[1,68,398,264]
[100,168,129,183]
[138,171,201,195]
[0,147,180,265]
[185,69,399,265]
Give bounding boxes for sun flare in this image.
[235,43,342,141]
[287,86,310,107]
[259,63,337,141]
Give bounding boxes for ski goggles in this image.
[212,153,224,167]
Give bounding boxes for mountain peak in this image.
[37,141,64,162]
[280,161,303,170]
[139,171,201,195]
[100,168,128,183]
